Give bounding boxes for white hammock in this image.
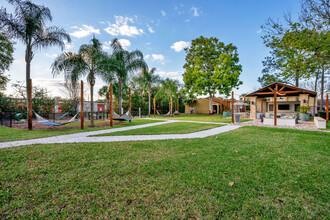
[34,111,79,126]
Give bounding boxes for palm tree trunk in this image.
[320,65,324,111]
[118,79,122,114]
[148,87,151,117]
[90,83,94,127]
[25,44,33,129]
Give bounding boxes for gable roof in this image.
[245,82,317,98]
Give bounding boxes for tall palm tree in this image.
[98,85,110,111]
[52,38,106,127]
[0,0,71,103]
[102,38,148,114]
[139,68,160,117]
[156,78,180,113]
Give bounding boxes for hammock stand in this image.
[34,111,79,126]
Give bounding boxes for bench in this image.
[314,117,326,129]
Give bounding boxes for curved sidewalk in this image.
[0,121,240,149]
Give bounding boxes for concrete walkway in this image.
[0,120,240,149]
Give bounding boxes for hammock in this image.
[163,111,171,116]
[56,112,69,120]
[173,110,180,115]
[156,110,161,115]
[34,111,79,126]
[112,110,132,121]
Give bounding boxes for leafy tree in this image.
[52,38,106,127]
[0,0,71,105]
[156,78,180,113]
[101,38,148,114]
[139,68,160,117]
[0,30,13,90]
[59,80,82,114]
[183,36,242,113]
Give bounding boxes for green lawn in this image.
[326,121,330,130]
[0,126,329,218]
[155,114,251,123]
[94,122,223,136]
[0,119,163,142]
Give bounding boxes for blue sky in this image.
[3,0,301,99]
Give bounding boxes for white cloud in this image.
[158,71,178,77]
[45,53,58,59]
[145,54,150,59]
[63,40,73,50]
[151,54,165,63]
[103,39,131,50]
[116,39,131,49]
[146,42,151,45]
[161,10,166,16]
[104,16,144,37]
[190,7,200,17]
[170,41,190,52]
[70,25,100,38]
[147,25,155,33]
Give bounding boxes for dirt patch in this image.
[11,120,123,130]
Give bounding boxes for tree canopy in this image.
[183,36,242,113]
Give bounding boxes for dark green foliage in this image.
[0,31,13,90]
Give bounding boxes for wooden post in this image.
[80,80,84,129]
[110,84,113,127]
[154,97,156,117]
[177,97,179,116]
[129,88,131,123]
[171,96,173,117]
[274,85,277,126]
[231,91,234,123]
[220,99,223,117]
[326,93,329,123]
[28,79,32,130]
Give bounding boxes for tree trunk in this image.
[25,45,33,130]
[90,83,94,127]
[295,75,299,87]
[148,87,151,117]
[320,65,324,111]
[118,79,122,114]
[209,94,213,114]
[313,72,319,116]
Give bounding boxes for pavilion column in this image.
[299,94,309,107]
[249,96,257,119]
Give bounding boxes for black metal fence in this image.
[0,110,155,127]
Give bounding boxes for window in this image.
[269,104,274,111]
[278,104,290,110]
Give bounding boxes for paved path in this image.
[0,121,240,149]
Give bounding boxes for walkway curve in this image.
[0,121,240,149]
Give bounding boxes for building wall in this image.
[185,99,222,114]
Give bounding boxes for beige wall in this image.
[185,99,222,114]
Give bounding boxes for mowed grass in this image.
[0,127,329,218]
[95,122,223,136]
[0,119,163,142]
[155,114,251,123]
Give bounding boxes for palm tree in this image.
[139,68,160,117]
[156,78,180,114]
[98,85,110,111]
[102,38,148,114]
[52,38,106,127]
[0,0,71,103]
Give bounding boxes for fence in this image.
[0,110,154,127]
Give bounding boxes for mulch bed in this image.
[11,120,123,130]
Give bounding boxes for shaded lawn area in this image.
[0,119,163,142]
[0,127,329,218]
[155,114,251,123]
[326,121,330,130]
[94,122,223,136]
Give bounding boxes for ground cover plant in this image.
[0,126,328,218]
[156,114,251,123]
[0,119,163,142]
[94,122,223,136]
